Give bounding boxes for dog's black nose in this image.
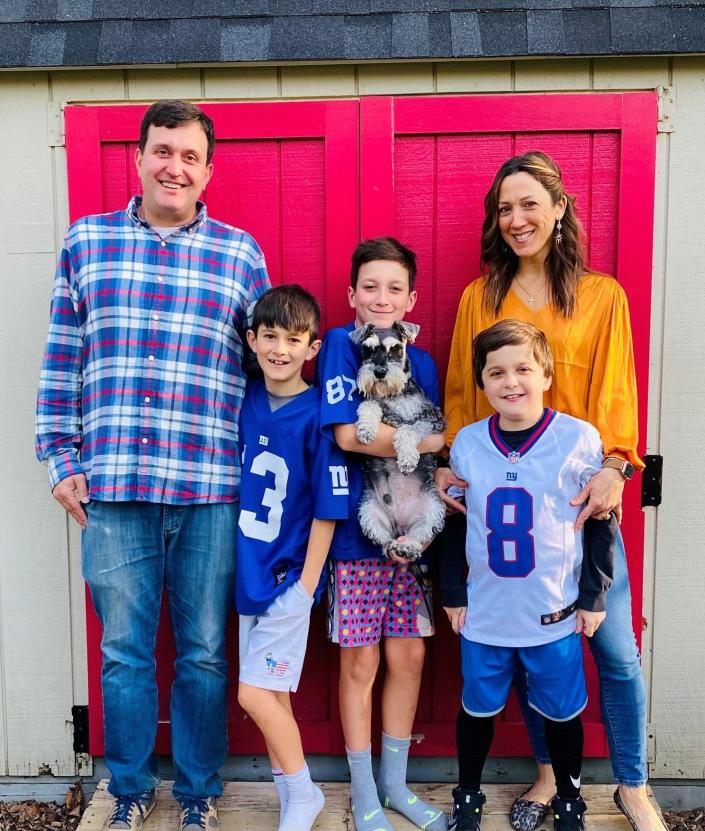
[374,368,387,379]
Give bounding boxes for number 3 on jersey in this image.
[486,487,535,578]
[239,451,289,543]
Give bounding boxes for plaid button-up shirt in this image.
[36,197,271,504]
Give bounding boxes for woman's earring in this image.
[554,218,563,245]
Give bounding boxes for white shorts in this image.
[239,580,314,693]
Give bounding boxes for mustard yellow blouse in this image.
[444,273,644,469]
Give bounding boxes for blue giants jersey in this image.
[316,321,440,561]
[450,409,603,647]
[236,379,349,615]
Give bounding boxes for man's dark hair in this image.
[350,236,417,291]
[138,100,215,164]
[473,319,554,390]
[251,284,321,342]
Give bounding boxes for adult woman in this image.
[439,152,663,831]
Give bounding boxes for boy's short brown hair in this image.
[473,319,554,389]
[350,236,417,290]
[251,284,321,341]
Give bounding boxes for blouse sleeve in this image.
[587,282,644,470]
[444,281,481,447]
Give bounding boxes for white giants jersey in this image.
[450,409,602,647]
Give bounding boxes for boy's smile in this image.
[348,260,417,328]
[247,325,321,397]
[481,342,552,430]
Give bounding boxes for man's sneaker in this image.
[178,797,218,831]
[551,796,587,831]
[449,787,485,831]
[107,791,156,831]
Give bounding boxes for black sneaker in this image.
[449,787,485,831]
[551,796,587,831]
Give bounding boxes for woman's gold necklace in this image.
[513,276,547,307]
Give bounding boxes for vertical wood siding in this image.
[1,54,702,778]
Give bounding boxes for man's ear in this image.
[349,323,375,345]
[394,321,420,343]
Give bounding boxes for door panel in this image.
[362,92,656,755]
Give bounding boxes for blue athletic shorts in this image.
[460,633,587,721]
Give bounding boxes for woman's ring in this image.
[600,512,611,520]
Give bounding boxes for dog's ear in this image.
[349,323,375,345]
[394,321,420,343]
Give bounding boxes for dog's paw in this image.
[388,538,423,561]
[396,449,420,475]
[356,422,376,444]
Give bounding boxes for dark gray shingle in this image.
[192,0,268,15]
[527,9,566,54]
[63,19,100,64]
[130,19,171,64]
[0,22,31,65]
[220,18,271,61]
[449,11,482,57]
[344,13,392,59]
[0,1,28,24]
[392,13,430,58]
[611,7,675,52]
[479,10,527,56]
[28,22,65,64]
[56,0,93,21]
[97,19,132,64]
[269,14,345,59]
[672,6,705,51]
[171,18,221,63]
[563,8,610,53]
[428,11,452,56]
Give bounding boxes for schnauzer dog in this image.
[350,321,446,562]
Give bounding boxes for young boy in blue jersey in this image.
[317,237,448,831]
[236,285,349,831]
[442,320,616,831]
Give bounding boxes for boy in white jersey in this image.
[443,320,616,831]
[236,285,349,831]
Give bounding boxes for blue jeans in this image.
[82,501,237,799]
[515,528,648,786]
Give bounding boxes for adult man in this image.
[36,100,270,831]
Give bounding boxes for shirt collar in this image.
[126,196,208,233]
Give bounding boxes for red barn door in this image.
[66,91,656,760]
[66,101,359,756]
[361,93,656,756]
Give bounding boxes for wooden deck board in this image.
[81,780,661,830]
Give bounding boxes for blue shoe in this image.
[178,798,218,831]
[107,791,156,831]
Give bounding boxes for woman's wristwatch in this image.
[602,456,635,480]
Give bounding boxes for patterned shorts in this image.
[327,558,435,647]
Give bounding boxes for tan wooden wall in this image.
[0,55,702,779]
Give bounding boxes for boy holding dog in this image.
[442,319,616,831]
[236,284,349,831]
[317,237,448,831]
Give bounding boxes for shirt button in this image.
[144,396,151,403]
[148,355,155,362]
[141,438,148,444]
[152,314,159,321]
[157,276,164,283]
[161,241,166,247]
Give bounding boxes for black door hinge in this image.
[641,455,663,508]
[72,705,89,753]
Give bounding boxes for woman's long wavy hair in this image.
[481,152,586,318]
